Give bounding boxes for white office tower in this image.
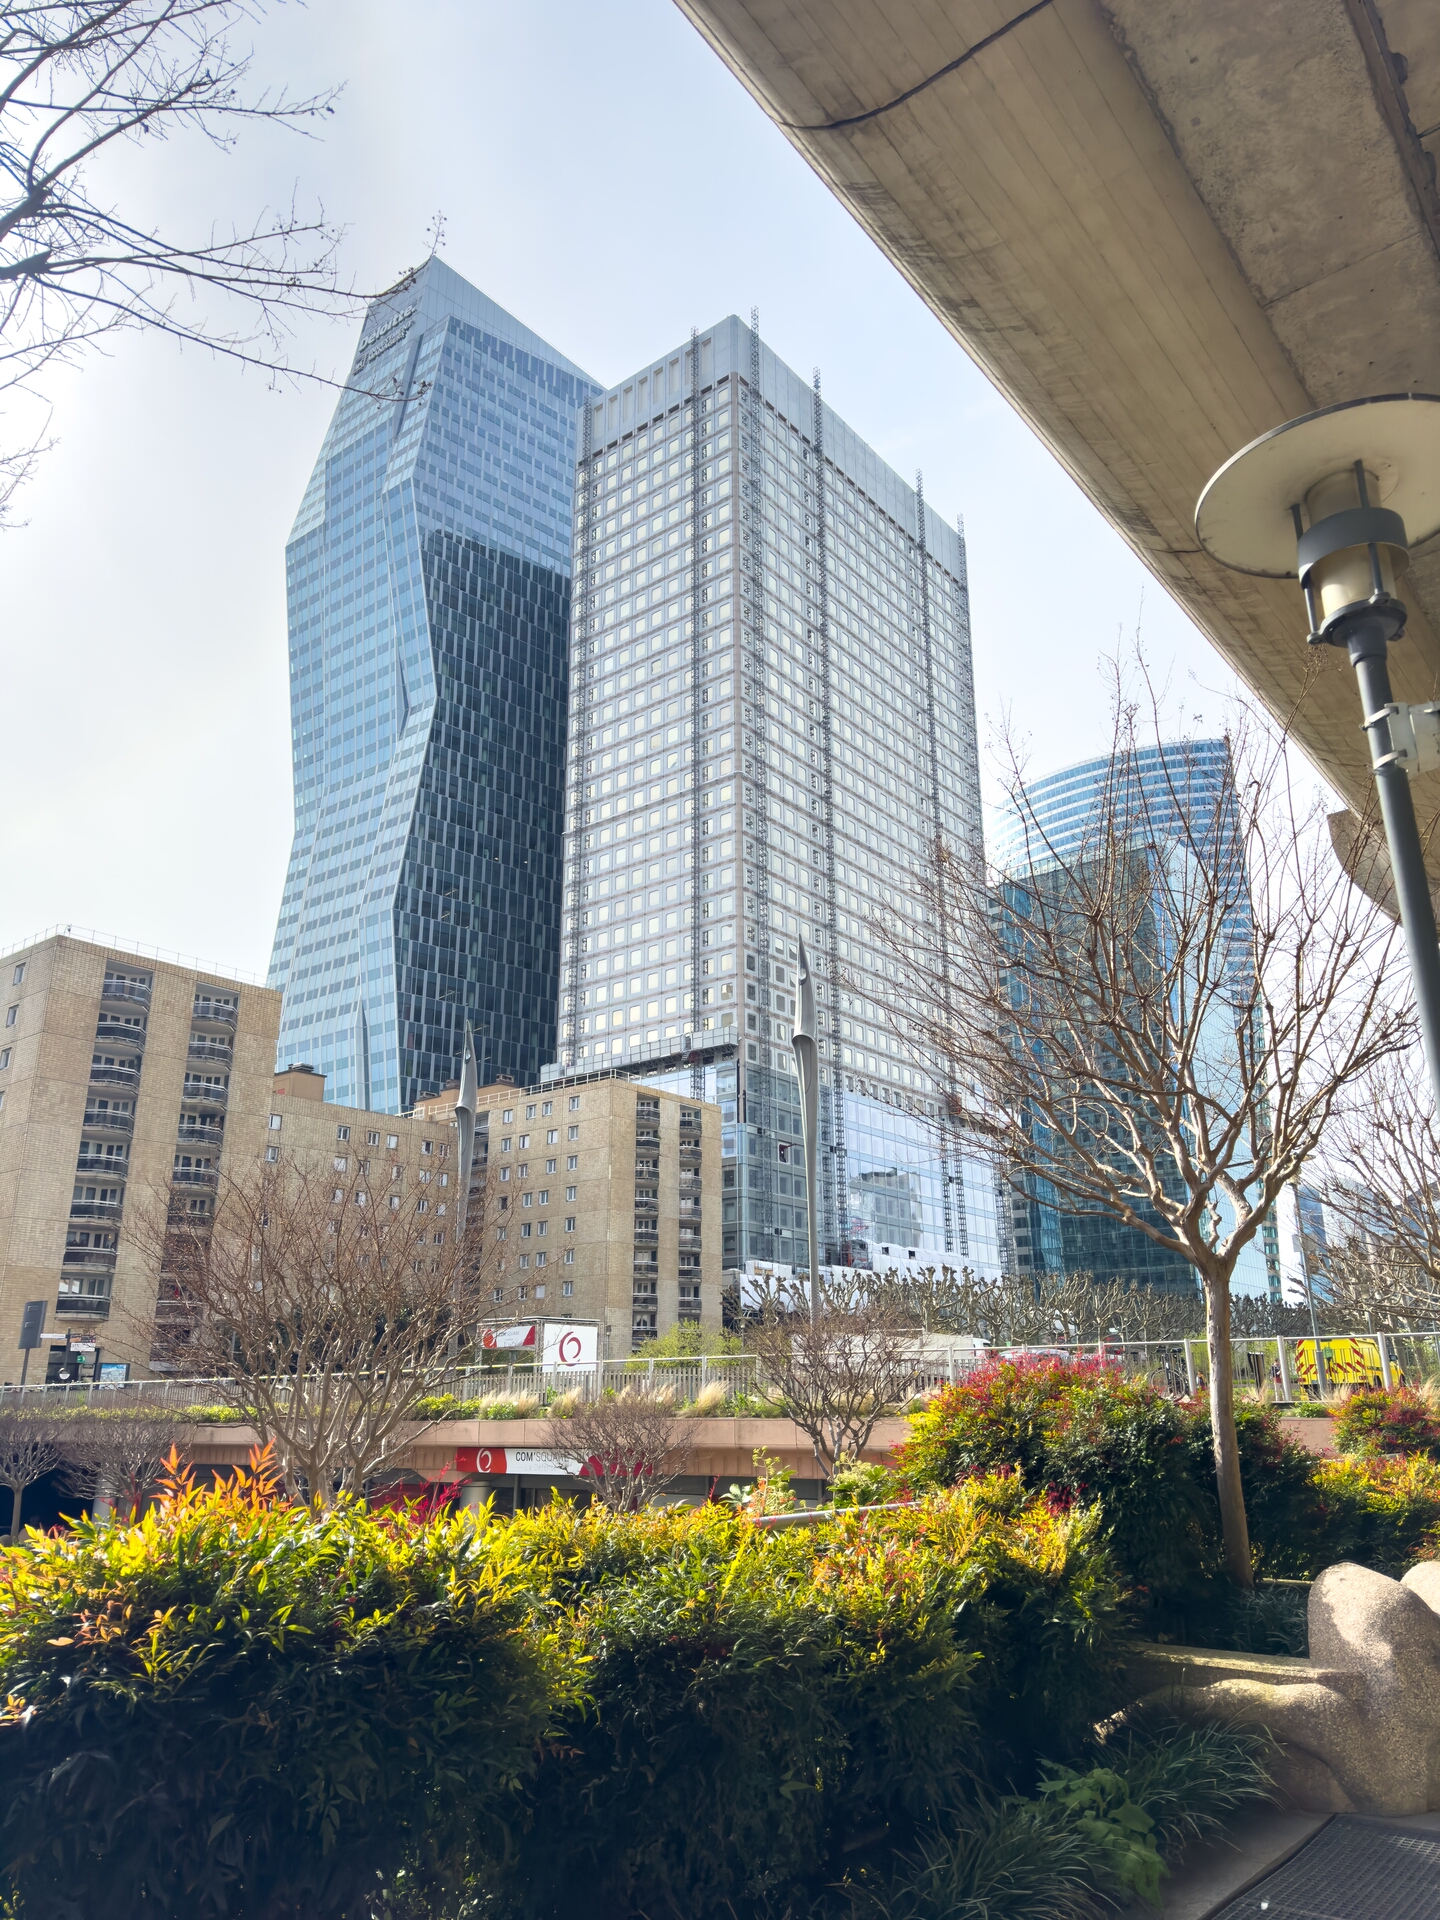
[552,316,1006,1282]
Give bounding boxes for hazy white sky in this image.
[2,0,1232,982]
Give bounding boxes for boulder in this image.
[1140,1562,1440,1814]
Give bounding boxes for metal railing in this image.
[2,1335,1436,1413]
[89,1063,139,1088]
[187,1039,233,1065]
[94,1021,145,1051]
[191,1000,239,1029]
[182,1079,228,1104]
[81,1109,133,1134]
[101,978,152,1009]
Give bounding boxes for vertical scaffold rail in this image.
[915,472,960,1258]
[811,370,847,1266]
[744,309,774,1257]
[688,328,706,1101]
[562,390,598,1070]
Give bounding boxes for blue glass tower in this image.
[268,261,598,1111]
[996,740,1276,1295]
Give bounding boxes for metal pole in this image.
[1292,1176,1329,1400]
[793,935,820,1329]
[1378,1327,1393,1391]
[1276,1335,1292,1404]
[1348,632,1440,1115]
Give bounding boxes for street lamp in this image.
[792,935,820,1327]
[1197,394,1440,1112]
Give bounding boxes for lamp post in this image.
[792,935,820,1328]
[1197,394,1440,1114]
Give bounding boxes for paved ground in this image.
[1153,1810,1440,1919]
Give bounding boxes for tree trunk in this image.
[8,1481,22,1545]
[1204,1276,1253,1588]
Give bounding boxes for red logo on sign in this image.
[556,1329,584,1365]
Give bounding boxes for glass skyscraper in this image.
[268,261,598,1111]
[995,741,1277,1296]
[549,316,1006,1315]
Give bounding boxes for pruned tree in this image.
[550,1390,693,1513]
[58,1408,184,1520]
[0,1,393,520]
[745,1272,920,1476]
[134,1150,489,1505]
[0,1410,67,1540]
[881,662,1415,1585]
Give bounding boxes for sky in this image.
[1,0,1235,983]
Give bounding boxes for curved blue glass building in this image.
[996,739,1277,1296]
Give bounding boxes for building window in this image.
[517,1285,528,1301]
[519,1255,530,1270]
[526,1104,536,1119]
[562,1274,574,1291]
[538,1189,549,1205]
[333,1157,347,1172]
[503,1109,514,1124]
[569,1096,581,1111]
[521,1224,531,1238]
[547,1129,559,1145]
[492,1287,504,1303]
[566,1186,577,1202]
[366,1131,380,1147]
[518,1134,530,1149]
[545,1158,557,1174]
[11,965,24,986]
[565,1216,576,1232]
[422,1140,433,1155]
[501,1137,512,1153]
[4,1008,15,1028]
[336,1126,350,1142]
[268,1114,282,1131]
[387,1134,399,1150]
[542,1101,553,1116]
[0,1048,9,1070]
[535,1252,546,1268]
[265,1144,279,1163]
[568,1125,579,1141]
[537,1221,547,1237]
[522,1192,532,1208]
[567,1155,578,1171]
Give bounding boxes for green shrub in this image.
[1305,1455,1440,1576]
[829,1458,896,1508]
[1334,1386,1440,1460]
[899,1358,1208,1602]
[484,1484,1124,1919]
[861,1716,1272,1920]
[0,1451,566,1919]
[1183,1403,1319,1581]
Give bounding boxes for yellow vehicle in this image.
[1291,1337,1398,1390]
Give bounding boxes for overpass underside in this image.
[676,0,1440,879]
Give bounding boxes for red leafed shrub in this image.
[1334,1386,1440,1461]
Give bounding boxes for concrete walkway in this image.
[1149,1809,1440,1919]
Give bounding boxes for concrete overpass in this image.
[674,0,1440,876]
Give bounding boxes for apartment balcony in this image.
[81,1108,133,1135]
[187,1037,234,1067]
[89,1062,139,1090]
[101,977,151,1010]
[632,1227,659,1246]
[76,1152,128,1176]
[191,998,238,1030]
[172,1165,219,1188]
[56,1274,113,1316]
[176,1123,225,1150]
[94,1019,145,1053]
[182,1077,228,1105]
[63,1245,117,1274]
[69,1198,124,1224]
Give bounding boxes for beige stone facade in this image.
[0,936,282,1379]
[476,1073,721,1356]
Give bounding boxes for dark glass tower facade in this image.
[267,261,598,1110]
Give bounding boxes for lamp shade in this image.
[1195,394,1440,577]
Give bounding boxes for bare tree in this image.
[745,1272,920,1476]
[882,664,1415,1585]
[1321,1060,1440,1330]
[0,1409,68,1539]
[59,1408,185,1519]
[0,1,393,514]
[550,1390,694,1513]
[133,1150,489,1505]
